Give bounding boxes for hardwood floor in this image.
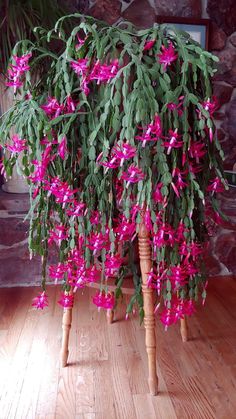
[0,278,235,419]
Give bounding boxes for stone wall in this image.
[206,1,236,275]
[0,191,42,286]
[1,0,236,286]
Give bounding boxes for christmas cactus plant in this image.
[0,14,227,328]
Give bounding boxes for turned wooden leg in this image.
[138,210,158,396]
[180,316,188,342]
[107,309,114,324]
[60,295,74,367]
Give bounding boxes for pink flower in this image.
[105,254,123,277]
[169,265,188,288]
[90,59,119,84]
[48,225,69,246]
[58,136,68,160]
[87,231,110,255]
[167,96,184,116]
[58,292,74,308]
[81,76,90,95]
[179,241,202,261]
[66,201,86,217]
[143,208,153,231]
[112,143,136,166]
[40,136,58,146]
[147,269,157,288]
[207,177,225,193]
[153,182,167,207]
[68,266,86,288]
[85,266,100,283]
[29,159,48,183]
[32,291,48,310]
[162,129,183,155]
[153,224,175,249]
[96,153,120,170]
[92,290,115,310]
[175,221,188,243]
[67,248,85,266]
[114,216,136,241]
[171,168,188,198]
[44,177,77,206]
[41,97,64,119]
[189,161,203,175]
[6,52,32,89]
[130,203,141,222]
[121,165,145,186]
[149,115,162,136]
[6,134,27,154]
[65,95,77,113]
[160,308,177,329]
[157,42,178,70]
[160,297,195,329]
[12,53,32,69]
[49,263,67,282]
[135,115,162,147]
[188,141,206,162]
[90,210,101,225]
[183,260,198,276]
[143,39,156,51]
[147,268,167,295]
[69,265,100,289]
[202,96,219,116]
[75,35,85,50]
[71,58,89,76]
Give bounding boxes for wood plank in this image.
[0,288,39,418]
[35,286,61,418]
[133,394,157,419]
[106,319,137,419]
[0,277,236,418]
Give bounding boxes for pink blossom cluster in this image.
[6,134,28,155]
[104,254,123,277]
[147,216,202,293]
[202,96,219,116]
[167,96,184,116]
[157,42,178,71]
[41,95,77,119]
[71,58,119,95]
[92,290,115,310]
[143,39,178,71]
[48,224,69,246]
[43,176,77,206]
[160,297,196,329]
[6,53,32,89]
[29,136,68,188]
[32,291,48,310]
[97,143,137,172]
[49,250,101,290]
[207,177,226,193]
[58,292,74,308]
[114,215,136,241]
[135,115,162,147]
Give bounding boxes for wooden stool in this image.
[60,216,188,396]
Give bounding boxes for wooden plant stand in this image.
[60,213,188,396]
